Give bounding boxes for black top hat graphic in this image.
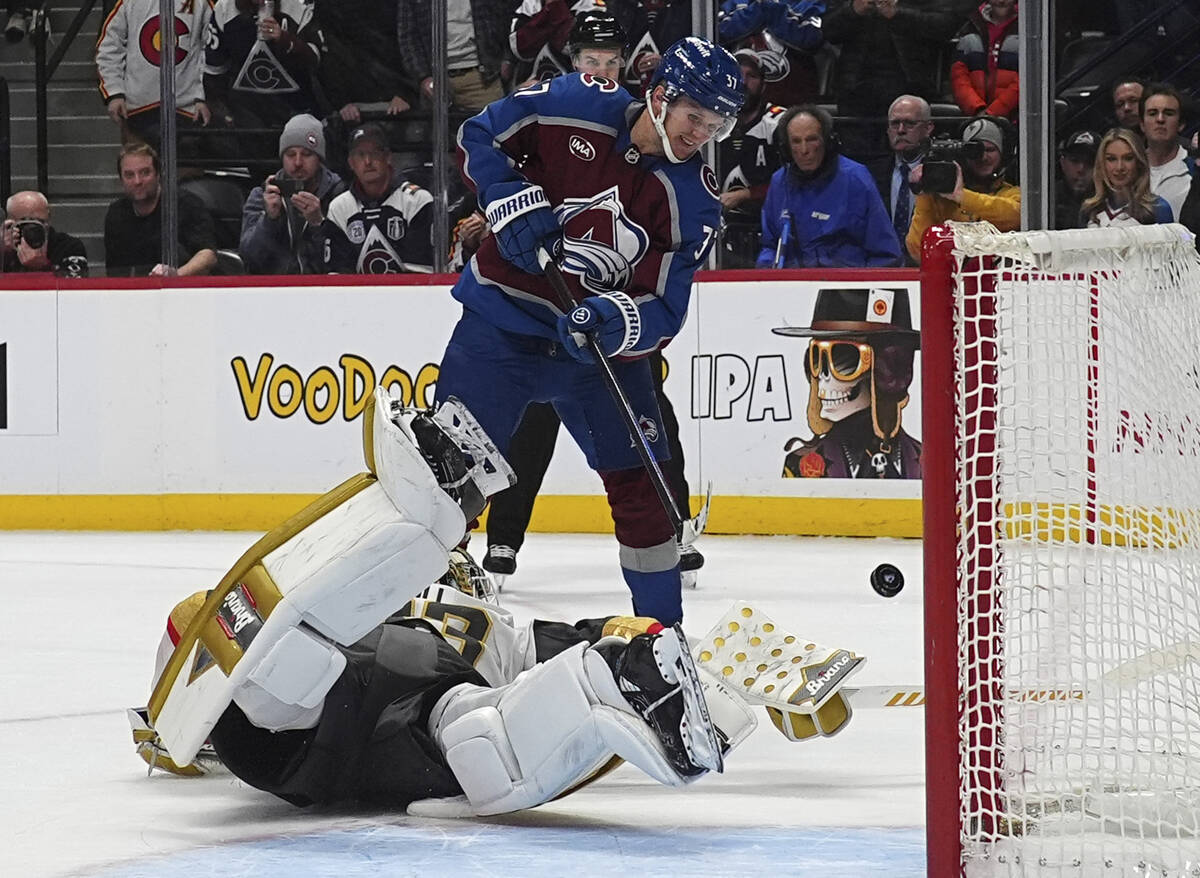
[772,287,920,346]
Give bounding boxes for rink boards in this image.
[0,270,922,535]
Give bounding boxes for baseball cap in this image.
[1059,130,1100,158]
[348,123,390,154]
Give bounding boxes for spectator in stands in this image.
[205,0,326,153]
[717,0,826,107]
[1141,83,1196,222]
[1111,78,1144,131]
[869,94,933,266]
[606,0,693,98]
[821,0,963,158]
[4,0,41,43]
[1080,127,1172,228]
[316,0,417,126]
[719,49,786,267]
[757,105,903,268]
[950,0,1019,122]
[240,114,345,275]
[103,143,218,277]
[397,0,507,112]
[1,191,88,277]
[1054,129,1099,230]
[322,124,434,273]
[1179,172,1200,254]
[906,115,1020,262]
[96,0,213,150]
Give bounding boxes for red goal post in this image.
[920,221,1200,878]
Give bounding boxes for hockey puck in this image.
[870,563,905,598]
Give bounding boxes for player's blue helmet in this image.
[649,37,745,135]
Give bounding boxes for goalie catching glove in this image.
[556,292,642,363]
[483,181,563,274]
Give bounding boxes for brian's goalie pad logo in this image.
[216,584,264,651]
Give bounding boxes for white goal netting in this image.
[942,222,1200,877]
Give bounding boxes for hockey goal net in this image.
[921,222,1200,878]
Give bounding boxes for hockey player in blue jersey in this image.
[435,37,743,626]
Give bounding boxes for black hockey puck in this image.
[870,563,905,598]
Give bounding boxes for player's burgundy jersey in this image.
[455,73,721,356]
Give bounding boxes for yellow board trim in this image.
[0,493,924,538]
[1001,501,1199,549]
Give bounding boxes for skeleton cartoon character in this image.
[774,287,922,479]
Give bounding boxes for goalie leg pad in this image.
[697,668,759,755]
[429,643,689,815]
[147,480,461,767]
[365,387,469,551]
[263,501,452,646]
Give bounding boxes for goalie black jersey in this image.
[208,618,484,808]
[206,599,610,807]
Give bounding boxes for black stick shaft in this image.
[537,248,685,539]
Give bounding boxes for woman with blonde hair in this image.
[1081,128,1173,227]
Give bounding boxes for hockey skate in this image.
[678,483,711,590]
[481,544,517,592]
[598,623,724,777]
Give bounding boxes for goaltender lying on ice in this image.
[129,387,869,816]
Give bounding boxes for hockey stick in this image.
[536,246,685,539]
[841,640,1200,711]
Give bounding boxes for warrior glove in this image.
[556,292,641,363]
[483,181,562,274]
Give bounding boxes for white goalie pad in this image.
[144,389,504,769]
[419,642,690,817]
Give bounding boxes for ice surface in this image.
[0,531,926,877]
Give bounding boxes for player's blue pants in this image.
[435,308,684,624]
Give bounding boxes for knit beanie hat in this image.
[278,114,326,162]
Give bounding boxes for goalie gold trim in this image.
[146,472,376,722]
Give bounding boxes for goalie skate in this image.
[601,624,724,777]
[693,602,865,739]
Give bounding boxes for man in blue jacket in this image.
[756,104,902,268]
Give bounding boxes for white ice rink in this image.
[0,530,927,877]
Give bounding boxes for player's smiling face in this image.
[661,93,727,160]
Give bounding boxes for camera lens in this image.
[19,221,46,249]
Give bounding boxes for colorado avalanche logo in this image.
[554,185,649,295]
[637,415,659,443]
[138,15,189,66]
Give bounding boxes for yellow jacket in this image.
[906,180,1022,262]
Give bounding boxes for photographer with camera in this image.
[240,114,345,275]
[904,115,1020,263]
[1,191,88,278]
